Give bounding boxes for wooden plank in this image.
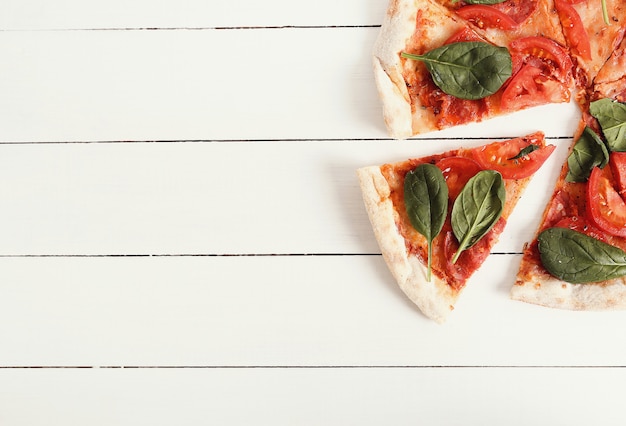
[3,2,621,424]
[1,255,625,367]
[0,367,624,425]
[0,28,581,143]
[0,0,387,30]
[0,139,567,255]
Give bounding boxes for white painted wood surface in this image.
[1,1,624,424]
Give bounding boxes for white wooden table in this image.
[1,1,625,424]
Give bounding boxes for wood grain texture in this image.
[0,0,388,30]
[1,255,625,367]
[0,28,581,142]
[1,367,624,425]
[0,139,568,255]
[0,0,623,423]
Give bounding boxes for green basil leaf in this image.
[402,42,512,100]
[404,164,449,281]
[565,126,609,182]
[538,227,626,283]
[451,170,505,263]
[508,144,539,160]
[589,98,626,151]
[464,0,507,4]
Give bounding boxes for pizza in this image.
[512,41,626,309]
[357,132,555,322]
[373,0,625,139]
[362,0,626,320]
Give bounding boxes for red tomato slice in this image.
[609,151,626,198]
[443,27,485,45]
[554,0,592,61]
[509,36,573,82]
[586,163,626,237]
[500,64,570,111]
[501,65,543,110]
[457,5,519,30]
[471,132,556,179]
[435,156,482,200]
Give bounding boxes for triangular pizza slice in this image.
[358,132,555,322]
[513,42,626,309]
[374,0,575,138]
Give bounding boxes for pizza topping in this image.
[395,155,518,280]
[457,5,519,30]
[500,64,571,111]
[609,152,626,197]
[420,86,491,127]
[538,227,626,283]
[586,157,626,237]
[554,0,592,61]
[566,126,609,182]
[471,132,555,179]
[444,27,485,44]
[589,99,626,151]
[443,219,505,289]
[402,41,512,100]
[404,164,449,281]
[457,0,539,28]
[500,37,573,112]
[543,190,581,226]
[509,36,573,83]
[507,143,539,160]
[435,156,482,200]
[602,0,610,25]
[553,216,610,243]
[489,0,539,24]
[401,159,507,276]
[450,170,505,262]
[464,0,508,4]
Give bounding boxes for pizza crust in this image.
[357,165,459,323]
[372,0,420,139]
[372,57,414,140]
[512,116,626,311]
[511,273,626,311]
[372,0,464,139]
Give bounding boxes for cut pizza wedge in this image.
[358,132,555,322]
[374,0,575,138]
[513,96,626,309]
